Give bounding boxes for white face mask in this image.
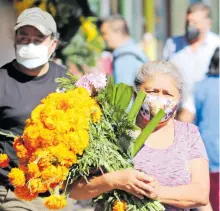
[16,42,53,69]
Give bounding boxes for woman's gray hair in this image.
[134,60,185,100]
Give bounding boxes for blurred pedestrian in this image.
[101,15,147,85]
[163,2,219,122]
[194,48,219,211]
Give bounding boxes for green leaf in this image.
[114,83,134,111]
[131,109,165,158]
[0,130,16,138]
[112,84,118,105]
[55,71,79,91]
[127,91,146,123]
[106,76,114,103]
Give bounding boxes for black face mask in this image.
[185,22,200,43]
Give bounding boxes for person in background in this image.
[0,8,73,211]
[101,14,147,86]
[68,61,209,211]
[163,2,219,122]
[194,48,219,211]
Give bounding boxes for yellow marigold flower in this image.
[13,0,35,15]
[41,92,63,105]
[38,1,47,11]
[72,113,90,130]
[113,200,127,211]
[23,122,56,150]
[25,118,31,127]
[44,195,67,210]
[22,123,42,151]
[0,153,9,168]
[41,165,68,185]
[8,168,25,187]
[40,109,72,133]
[29,149,51,170]
[66,130,89,155]
[31,104,44,122]
[50,144,77,167]
[27,162,41,178]
[55,166,69,183]
[28,178,47,193]
[41,165,57,182]
[14,185,38,201]
[80,18,98,42]
[90,103,102,123]
[56,98,72,111]
[38,157,51,170]
[30,149,50,161]
[70,88,90,99]
[38,128,56,147]
[48,2,56,17]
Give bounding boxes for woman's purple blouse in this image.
[133,120,208,211]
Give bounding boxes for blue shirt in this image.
[113,39,147,85]
[194,75,219,172]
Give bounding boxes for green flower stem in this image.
[131,109,165,158]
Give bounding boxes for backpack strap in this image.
[113,52,146,64]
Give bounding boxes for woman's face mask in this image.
[140,95,178,123]
[16,41,53,69]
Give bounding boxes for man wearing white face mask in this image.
[0,8,73,211]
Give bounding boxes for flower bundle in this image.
[2,72,165,210]
[7,88,102,210]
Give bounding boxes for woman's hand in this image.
[146,177,163,200]
[109,169,156,199]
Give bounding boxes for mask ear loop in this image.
[47,40,56,59]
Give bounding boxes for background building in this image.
[0,0,219,66]
[89,0,219,58]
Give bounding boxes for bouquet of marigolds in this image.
[0,72,165,211]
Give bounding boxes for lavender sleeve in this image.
[187,123,208,160]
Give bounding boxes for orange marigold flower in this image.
[113,200,127,211]
[0,153,9,168]
[13,137,30,162]
[18,164,28,173]
[14,185,38,201]
[44,195,67,210]
[37,157,51,170]
[22,124,41,151]
[28,178,47,193]
[8,168,26,187]
[41,165,68,185]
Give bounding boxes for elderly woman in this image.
[69,61,209,211]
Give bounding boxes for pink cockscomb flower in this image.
[76,72,107,95]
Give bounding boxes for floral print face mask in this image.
[140,95,178,123]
